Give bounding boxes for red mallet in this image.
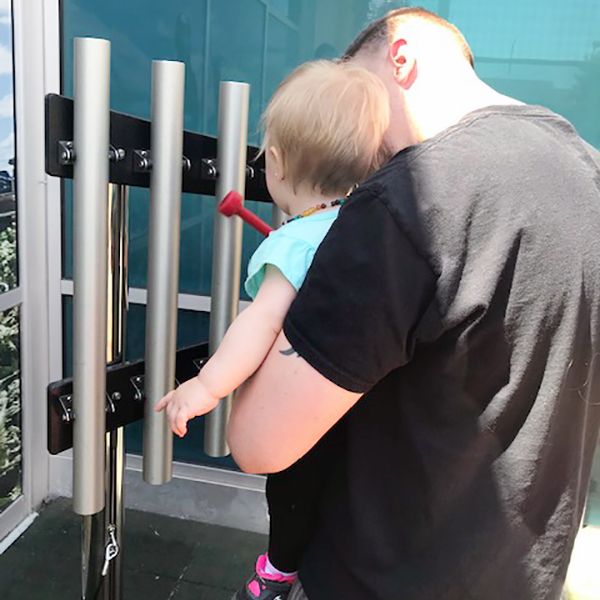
[218,191,273,237]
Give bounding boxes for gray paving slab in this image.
[0,497,267,600]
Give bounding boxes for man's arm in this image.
[227,330,361,473]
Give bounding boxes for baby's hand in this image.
[154,377,219,438]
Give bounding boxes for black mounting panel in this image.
[44,93,271,202]
[47,343,209,455]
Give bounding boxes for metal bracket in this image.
[48,343,210,455]
[46,94,272,201]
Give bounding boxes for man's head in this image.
[344,7,473,67]
[343,7,478,151]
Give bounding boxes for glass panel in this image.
[450,1,600,148]
[587,451,600,526]
[0,306,21,513]
[0,0,16,293]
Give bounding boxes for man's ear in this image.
[268,145,284,180]
[389,38,416,87]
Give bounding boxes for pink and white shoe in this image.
[232,554,295,600]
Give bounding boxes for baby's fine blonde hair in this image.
[261,60,390,197]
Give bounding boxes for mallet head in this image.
[218,190,243,217]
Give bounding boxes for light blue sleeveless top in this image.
[244,207,340,299]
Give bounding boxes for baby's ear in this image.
[268,146,285,180]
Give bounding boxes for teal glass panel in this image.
[449,0,600,148]
[61,0,600,484]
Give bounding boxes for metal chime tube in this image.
[204,81,250,457]
[143,61,185,484]
[104,183,129,600]
[72,36,110,516]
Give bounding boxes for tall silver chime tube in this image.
[204,81,250,457]
[72,37,111,516]
[143,60,185,484]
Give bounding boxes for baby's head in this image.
[261,60,390,211]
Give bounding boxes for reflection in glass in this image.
[0,306,21,513]
[0,0,16,293]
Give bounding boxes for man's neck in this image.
[406,74,522,146]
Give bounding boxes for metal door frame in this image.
[0,0,61,546]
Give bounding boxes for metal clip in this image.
[58,141,75,166]
[57,394,74,422]
[105,391,121,414]
[130,375,145,401]
[200,158,218,179]
[101,524,120,577]
[245,164,255,179]
[182,155,191,172]
[192,358,208,372]
[133,149,152,172]
[109,145,125,162]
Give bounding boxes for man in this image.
[228,8,600,599]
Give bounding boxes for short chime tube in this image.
[142,60,185,484]
[72,37,111,516]
[204,81,250,457]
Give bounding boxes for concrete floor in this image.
[0,497,267,600]
[2,497,599,600]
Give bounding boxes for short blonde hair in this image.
[344,7,474,67]
[261,60,390,197]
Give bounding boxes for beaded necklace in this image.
[284,198,346,225]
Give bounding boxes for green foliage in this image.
[0,221,17,291]
[0,219,21,509]
[0,372,21,509]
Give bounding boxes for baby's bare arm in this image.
[197,265,297,399]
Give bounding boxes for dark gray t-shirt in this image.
[284,105,600,600]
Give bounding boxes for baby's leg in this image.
[266,443,327,572]
[234,423,345,599]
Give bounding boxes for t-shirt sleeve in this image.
[283,186,437,393]
[245,230,316,299]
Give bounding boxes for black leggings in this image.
[265,424,345,573]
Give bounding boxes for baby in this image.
[156,59,389,600]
